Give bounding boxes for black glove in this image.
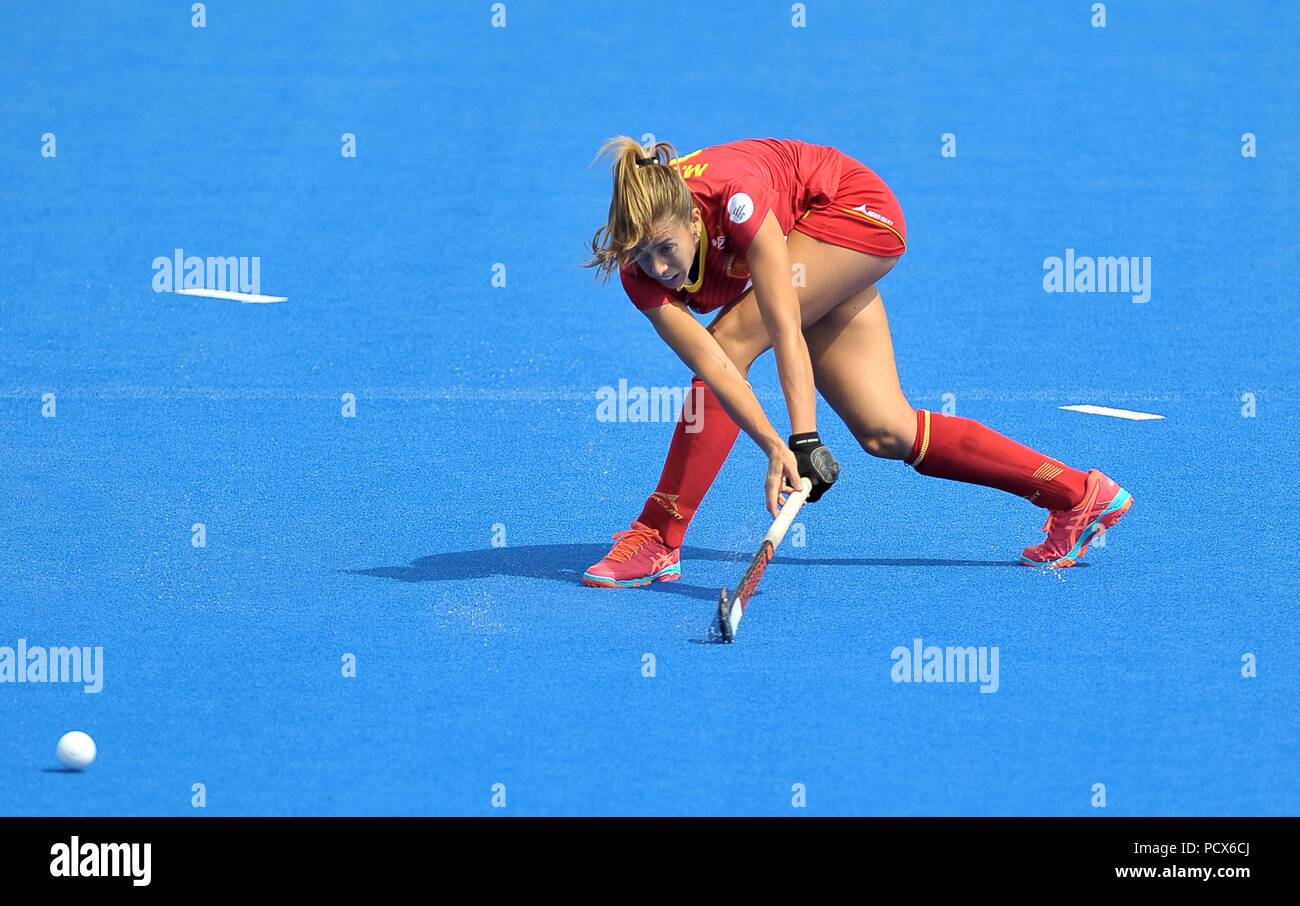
[788,432,840,502]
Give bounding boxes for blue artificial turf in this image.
[1,0,1296,816]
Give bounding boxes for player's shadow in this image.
[348,544,1031,603]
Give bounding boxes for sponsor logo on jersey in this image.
[669,150,709,180]
[727,193,754,224]
[850,203,894,226]
[723,253,750,279]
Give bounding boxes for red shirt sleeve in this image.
[620,264,676,312]
[720,177,778,251]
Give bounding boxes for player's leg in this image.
[583,236,895,587]
[707,239,898,381]
[804,287,1132,566]
[632,237,896,538]
[799,284,916,458]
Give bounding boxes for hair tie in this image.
[635,156,658,167]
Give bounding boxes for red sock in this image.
[637,376,741,548]
[905,409,1087,510]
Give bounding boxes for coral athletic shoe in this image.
[1021,469,1133,568]
[583,521,682,588]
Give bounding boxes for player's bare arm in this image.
[642,300,801,516]
[746,210,818,436]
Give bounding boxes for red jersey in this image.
[620,138,847,315]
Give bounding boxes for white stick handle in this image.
[764,477,812,548]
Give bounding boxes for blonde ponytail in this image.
[585,136,694,281]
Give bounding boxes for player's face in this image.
[634,209,700,290]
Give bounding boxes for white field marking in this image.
[1059,404,1165,421]
[173,288,287,304]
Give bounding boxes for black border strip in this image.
[1,817,1292,890]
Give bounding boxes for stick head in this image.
[717,586,734,643]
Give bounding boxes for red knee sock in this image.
[905,409,1087,510]
[636,376,741,548]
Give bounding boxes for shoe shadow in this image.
[346,544,1039,603]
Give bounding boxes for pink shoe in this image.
[583,521,682,588]
[1021,470,1133,568]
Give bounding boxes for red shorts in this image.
[791,157,907,258]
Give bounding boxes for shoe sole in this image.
[581,562,682,588]
[1020,489,1133,569]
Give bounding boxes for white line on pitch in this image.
[1060,404,1164,420]
[173,288,288,304]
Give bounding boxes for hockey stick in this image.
[716,477,812,643]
